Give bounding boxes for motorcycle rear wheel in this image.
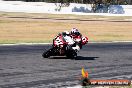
[66,50,77,59]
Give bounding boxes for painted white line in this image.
[113,41,132,43]
[89,41,132,43]
[0,43,51,46]
[0,41,132,46]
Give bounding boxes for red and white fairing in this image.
[53,34,75,47]
[54,35,64,46]
[53,34,88,51]
[71,34,88,45]
[82,36,88,45]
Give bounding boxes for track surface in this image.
[0,43,132,88]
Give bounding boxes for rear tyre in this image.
[66,50,77,59]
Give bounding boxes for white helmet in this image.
[71,28,79,34]
[71,28,80,36]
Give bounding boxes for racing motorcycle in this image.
[42,33,88,59]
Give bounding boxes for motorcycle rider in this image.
[70,28,83,50]
[60,29,81,42]
[70,27,88,49]
[61,31,75,45]
[60,31,80,51]
[57,29,88,51]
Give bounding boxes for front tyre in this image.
[42,48,54,58]
[42,51,50,58]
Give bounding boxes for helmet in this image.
[71,28,78,33]
[71,28,80,36]
[62,31,70,36]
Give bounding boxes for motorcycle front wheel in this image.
[42,48,54,58]
[42,50,50,58]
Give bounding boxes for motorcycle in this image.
[42,33,88,59]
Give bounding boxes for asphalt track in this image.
[0,43,132,88]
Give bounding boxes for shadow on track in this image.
[47,56,99,60]
[75,56,99,60]
[48,56,67,59]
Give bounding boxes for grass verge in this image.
[0,12,132,44]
